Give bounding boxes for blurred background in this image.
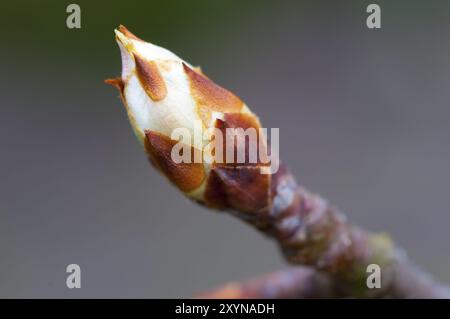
[1,0,450,298]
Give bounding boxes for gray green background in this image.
[1,0,450,297]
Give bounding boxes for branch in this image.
[386,251,450,298]
[215,164,450,298]
[197,254,450,299]
[196,267,343,299]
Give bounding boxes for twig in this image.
[196,267,342,299]
[210,164,450,298]
[199,164,450,298]
[386,252,450,298]
[207,164,450,298]
[197,255,450,299]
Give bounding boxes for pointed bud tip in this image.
[116,25,143,41]
[114,28,130,48]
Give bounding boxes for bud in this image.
[106,25,272,213]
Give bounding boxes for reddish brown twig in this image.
[197,256,450,299]
[198,164,450,298]
[386,252,450,298]
[196,267,341,299]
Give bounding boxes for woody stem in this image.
[210,164,450,298]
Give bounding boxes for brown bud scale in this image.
[134,54,167,101]
[145,130,205,192]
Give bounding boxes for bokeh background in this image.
[1,0,450,298]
